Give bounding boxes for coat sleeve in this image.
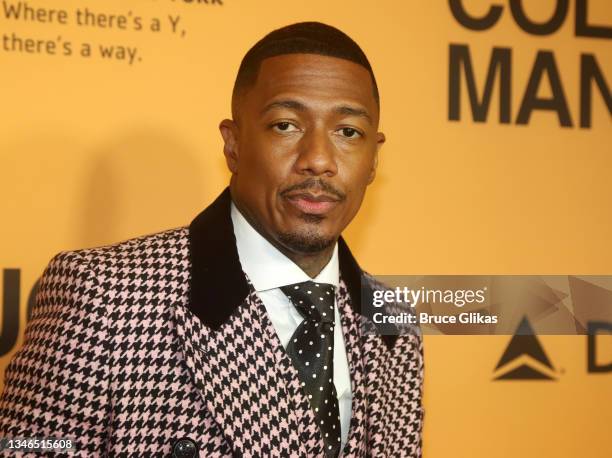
[409,331,425,456]
[0,251,111,457]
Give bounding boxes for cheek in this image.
[236,137,296,198]
[345,187,368,219]
[336,153,376,219]
[238,138,278,178]
[339,149,376,189]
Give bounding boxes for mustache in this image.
[280,178,346,201]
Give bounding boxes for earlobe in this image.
[368,131,385,184]
[219,119,239,174]
[368,155,378,184]
[375,131,386,152]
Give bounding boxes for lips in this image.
[284,192,340,215]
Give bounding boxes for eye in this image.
[337,127,362,139]
[272,121,299,133]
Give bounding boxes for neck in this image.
[231,192,336,279]
[278,244,335,278]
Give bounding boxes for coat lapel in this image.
[335,278,368,457]
[174,288,308,456]
[254,291,326,456]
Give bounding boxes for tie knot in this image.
[280,281,336,323]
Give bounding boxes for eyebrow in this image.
[261,99,373,125]
[335,105,372,125]
[261,100,306,114]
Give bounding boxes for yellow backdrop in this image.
[1,1,611,456]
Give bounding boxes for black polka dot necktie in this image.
[280,281,341,458]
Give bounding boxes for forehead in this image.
[247,53,378,117]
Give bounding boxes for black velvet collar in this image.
[187,187,396,348]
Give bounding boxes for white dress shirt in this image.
[230,202,352,448]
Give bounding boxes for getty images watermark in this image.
[371,284,495,325]
[361,276,612,336]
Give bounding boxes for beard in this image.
[277,216,336,253]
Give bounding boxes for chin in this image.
[277,226,337,254]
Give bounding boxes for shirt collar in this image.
[230,200,339,293]
[188,187,398,348]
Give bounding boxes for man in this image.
[0,22,423,457]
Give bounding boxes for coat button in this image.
[172,437,198,458]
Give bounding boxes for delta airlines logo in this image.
[493,316,557,381]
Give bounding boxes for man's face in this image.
[220,53,385,254]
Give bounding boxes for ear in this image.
[219,119,240,174]
[368,131,385,184]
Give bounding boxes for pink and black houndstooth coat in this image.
[0,189,424,457]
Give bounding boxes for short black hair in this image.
[231,21,379,119]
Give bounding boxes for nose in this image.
[294,125,338,177]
